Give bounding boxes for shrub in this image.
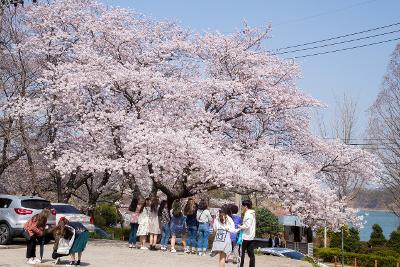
[93,203,120,228]
[89,231,104,239]
[304,255,318,267]
[369,224,386,247]
[388,228,400,252]
[255,207,283,238]
[329,226,361,252]
[105,227,131,241]
[315,247,399,267]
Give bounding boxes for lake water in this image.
[358,210,400,241]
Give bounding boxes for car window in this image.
[21,199,51,209]
[0,198,12,208]
[53,205,81,214]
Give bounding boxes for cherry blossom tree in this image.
[369,43,400,216]
[2,0,379,227]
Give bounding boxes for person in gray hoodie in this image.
[238,199,256,267]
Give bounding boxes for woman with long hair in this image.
[24,208,51,265]
[148,197,161,250]
[128,197,141,248]
[183,198,197,254]
[158,200,170,251]
[136,197,152,249]
[211,205,239,267]
[196,199,212,256]
[169,200,187,253]
[51,217,73,264]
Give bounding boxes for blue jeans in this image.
[129,223,138,244]
[197,223,209,251]
[187,225,197,249]
[160,224,171,246]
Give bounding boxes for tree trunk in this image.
[166,195,176,210]
[18,117,38,195]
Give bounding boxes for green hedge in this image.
[315,247,400,267]
[88,227,130,241]
[93,204,121,228]
[104,227,131,241]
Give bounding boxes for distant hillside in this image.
[351,188,394,211]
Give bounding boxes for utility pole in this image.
[341,226,344,267]
[235,193,241,214]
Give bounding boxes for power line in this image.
[270,21,400,52]
[292,37,400,59]
[271,29,400,55]
[274,0,378,27]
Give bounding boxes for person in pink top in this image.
[128,197,142,248]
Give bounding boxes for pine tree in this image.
[369,224,386,247]
[387,227,400,252]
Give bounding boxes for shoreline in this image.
[356,208,394,213]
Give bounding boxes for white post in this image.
[324,226,327,248]
[235,193,241,214]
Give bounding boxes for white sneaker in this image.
[129,244,133,248]
[171,248,177,253]
[198,252,203,256]
[27,258,36,265]
[140,246,149,250]
[184,247,190,253]
[34,258,42,263]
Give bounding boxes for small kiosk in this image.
[279,215,313,256]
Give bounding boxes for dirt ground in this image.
[0,239,312,267]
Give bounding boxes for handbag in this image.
[236,230,243,246]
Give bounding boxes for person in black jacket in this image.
[274,234,282,247]
[267,232,274,247]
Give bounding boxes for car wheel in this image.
[0,223,11,245]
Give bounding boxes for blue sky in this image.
[103,0,400,138]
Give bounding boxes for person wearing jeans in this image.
[239,199,256,267]
[160,223,171,249]
[128,197,141,248]
[196,199,212,256]
[158,200,171,251]
[129,223,139,247]
[197,223,209,255]
[184,198,198,254]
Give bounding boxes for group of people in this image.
[21,197,256,267]
[267,232,284,248]
[127,197,256,267]
[23,208,89,265]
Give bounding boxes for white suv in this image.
[51,203,95,232]
[0,194,56,245]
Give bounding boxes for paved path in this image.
[0,239,312,267]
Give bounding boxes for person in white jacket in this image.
[238,199,256,267]
[211,205,240,267]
